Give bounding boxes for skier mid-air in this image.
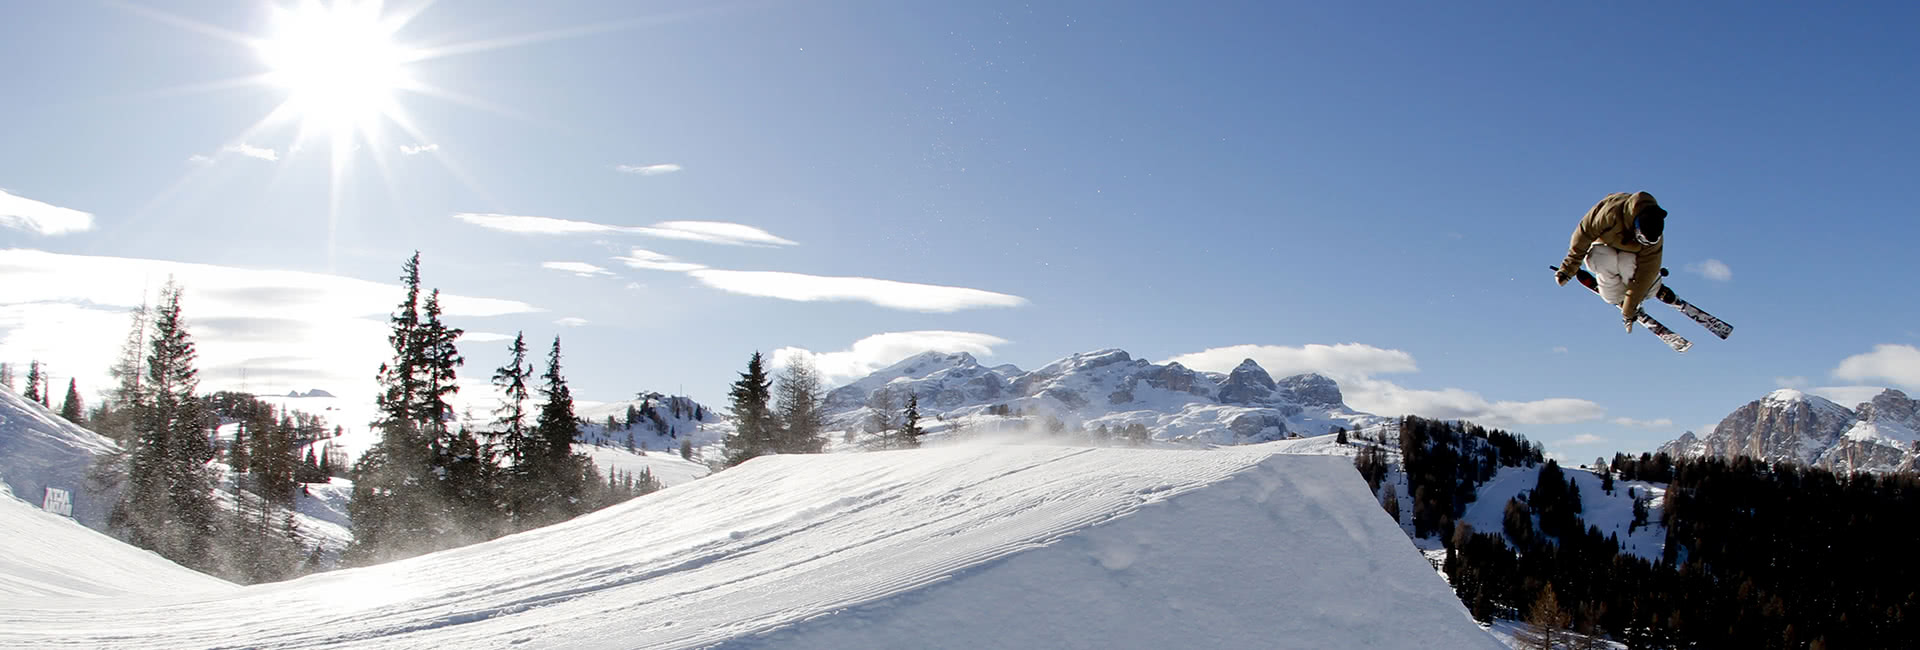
[1552,191,1731,352]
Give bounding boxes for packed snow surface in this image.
[0,442,1500,649]
[0,484,235,600]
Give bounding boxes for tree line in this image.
[344,253,658,566]
[1406,423,1920,648]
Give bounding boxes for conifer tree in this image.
[721,352,775,467]
[347,252,457,565]
[898,393,924,449]
[491,332,537,520]
[24,360,43,406]
[526,336,590,526]
[59,379,85,424]
[0,362,12,391]
[110,281,217,571]
[773,358,828,454]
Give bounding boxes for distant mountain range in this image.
[1659,388,1919,473]
[819,349,1383,445]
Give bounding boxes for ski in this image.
[1654,271,1733,339]
[1555,267,1693,353]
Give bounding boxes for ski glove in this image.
[1622,310,1635,333]
[1554,265,1574,286]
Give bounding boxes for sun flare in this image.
[255,1,416,144]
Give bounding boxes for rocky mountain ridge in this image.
[820,349,1383,446]
[1659,388,1920,473]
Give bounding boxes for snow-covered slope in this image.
[0,442,1501,649]
[824,349,1384,446]
[0,386,119,530]
[0,482,234,600]
[1456,464,1669,562]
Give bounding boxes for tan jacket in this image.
[1560,192,1664,316]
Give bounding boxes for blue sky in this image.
[3,0,1916,459]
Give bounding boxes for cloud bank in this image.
[0,190,94,236]
[772,331,1009,386]
[1168,342,1605,428]
[0,249,539,413]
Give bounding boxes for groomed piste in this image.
[0,442,1501,649]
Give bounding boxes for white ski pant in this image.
[1586,243,1661,308]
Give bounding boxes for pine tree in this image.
[492,331,537,523]
[59,379,85,424]
[773,358,828,454]
[898,393,924,449]
[510,336,591,529]
[347,252,456,565]
[24,360,44,406]
[721,352,775,467]
[109,281,217,571]
[0,362,12,391]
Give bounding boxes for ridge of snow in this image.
[1,444,1501,649]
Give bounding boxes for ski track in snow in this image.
[0,440,1502,649]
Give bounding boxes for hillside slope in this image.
[0,442,1499,649]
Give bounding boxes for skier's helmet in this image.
[1632,195,1666,247]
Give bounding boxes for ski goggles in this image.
[1633,221,1661,247]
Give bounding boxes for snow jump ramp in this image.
[1,443,1500,649]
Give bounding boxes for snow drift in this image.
[0,442,1499,649]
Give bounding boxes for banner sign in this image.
[43,487,72,517]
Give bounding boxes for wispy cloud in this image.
[541,261,615,278]
[0,190,94,236]
[638,221,797,247]
[222,143,279,162]
[1685,259,1733,282]
[1774,376,1809,388]
[1611,417,1674,429]
[0,249,540,412]
[400,143,440,155]
[554,317,589,327]
[460,332,514,343]
[1164,343,1417,382]
[616,163,682,176]
[1832,343,1920,389]
[1552,346,1569,354]
[613,249,706,272]
[687,270,1028,313]
[772,331,1009,386]
[1169,343,1604,428]
[187,154,215,165]
[1562,434,1608,446]
[453,213,795,247]
[454,213,624,235]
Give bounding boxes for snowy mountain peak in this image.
[876,350,982,378]
[1662,387,1919,473]
[824,348,1382,445]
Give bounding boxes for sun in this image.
[255,0,418,146]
